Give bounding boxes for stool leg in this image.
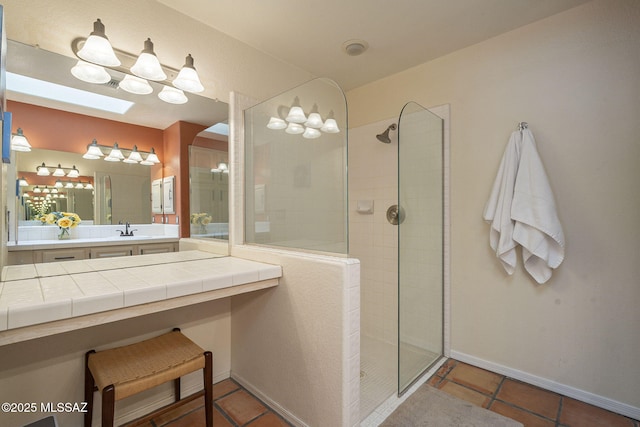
[102,385,116,427]
[174,377,181,402]
[204,351,213,427]
[84,350,96,427]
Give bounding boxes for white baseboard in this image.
[112,371,230,426]
[450,351,640,421]
[231,372,309,427]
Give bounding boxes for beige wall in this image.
[347,0,640,415]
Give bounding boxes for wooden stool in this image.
[84,328,212,427]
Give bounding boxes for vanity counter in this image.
[7,235,179,251]
[0,250,281,346]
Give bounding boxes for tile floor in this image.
[124,378,292,427]
[125,360,639,427]
[427,359,639,427]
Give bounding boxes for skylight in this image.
[205,122,229,136]
[6,72,134,115]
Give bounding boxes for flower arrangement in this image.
[43,212,82,239]
[190,212,211,233]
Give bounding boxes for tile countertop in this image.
[0,250,282,343]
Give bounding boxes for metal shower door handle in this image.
[386,205,405,225]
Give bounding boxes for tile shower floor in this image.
[124,378,292,427]
[428,359,640,427]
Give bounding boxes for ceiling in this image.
[155,0,591,91]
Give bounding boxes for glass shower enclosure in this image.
[397,101,444,394]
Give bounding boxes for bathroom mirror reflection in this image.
[189,127,229,240]
[6,39,229,238]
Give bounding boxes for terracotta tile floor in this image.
[428,359,640,427]
[124,378,292,427]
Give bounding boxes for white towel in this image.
[483,131,522,275]
[511,129,565,284]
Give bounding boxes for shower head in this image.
[376,123,397,144]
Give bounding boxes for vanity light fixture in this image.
[65,181,75,189]
[131,38,167,81]
[36,163,51,176]
[33,186,41,193]
[52,164,66,177]
[67,166,80,178]
[123,145,144,163]
[104,143,125,162]
[173,54,204,93]
[269,103,341,140]
[83,139,105,159]
[85,182,94,190]
[211,162,229,174]
[119,74,153,95]
[11,128,32,152]
[142,147,161,165]
[42,186,50,193]
[51,188,59,194]
[75,182,85,189]
[54,180,63,188]
[76,19,121,67]
[70,60,112,84]
[18,177,29,187]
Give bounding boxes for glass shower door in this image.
[398,101,444,394]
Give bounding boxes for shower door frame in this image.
[397,102,448,396]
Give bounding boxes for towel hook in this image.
[518,122,528,131]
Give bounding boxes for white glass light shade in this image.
[77,19,121,67]
[286,106,307,124]
[42,187,50,193]
[158,86,188,104]
[53,164,66,177]
[304,113,324,129]
[267,117,287,130]
[51,188,58,194]
[85,183,94,190]
[33,186,41,193]
[285,122,304,134]
[65,182,74,189]
[67,166,80,178]
[11,128,32,152]
[173,54,204,93]
[18,177,28,187]
[71,60,111,84]
[130,38,167,81]
[320,118,340,133]
[302,127,321,139]
[119,74,153,95]
[54,180,63,188]
[124,146,144,163]
[59,194,66,199]
[145,148,161,164]
[76,182,85,189]
[105,143,124,162]
[84,140,104,159]
[37,163,50,176]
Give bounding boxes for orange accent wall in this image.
[162,121,207,236]
[8,101,164,155]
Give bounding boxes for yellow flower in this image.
[57,217,73,229]
[45,213,57,225]
[201,216,211,225]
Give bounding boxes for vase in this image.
[58,228,70,240]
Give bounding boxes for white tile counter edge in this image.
[0,251,282,341]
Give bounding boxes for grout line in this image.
[487,375,507,409]
[555,395,564,427]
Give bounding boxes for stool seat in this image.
[84,329,212,427]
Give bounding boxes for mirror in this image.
[6,40,229,238]
[189,128,229,240]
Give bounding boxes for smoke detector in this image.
[342,39,369,56]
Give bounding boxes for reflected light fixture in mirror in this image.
[70,60,111,84]
[119,74,153,95]
[76,19,121,67]
[18,177,29,187]
[11,128,32,152]
[36,163,50,176]
[158,86,188,104]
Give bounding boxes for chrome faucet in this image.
[116,221,137,237]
